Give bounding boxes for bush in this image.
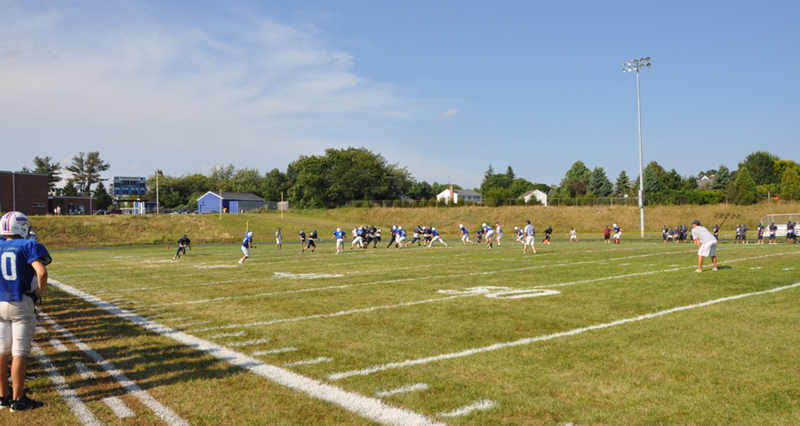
[392,199,401,208]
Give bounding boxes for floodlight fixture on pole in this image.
[622,56,651,239]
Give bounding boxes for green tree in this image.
[588,167,613,197]
[483,187,512,206]
[20,156,62,191]
[565,161,592,181]
[93,182,114,209]
[739,151,779,185]
[62,179,80,196]
[261,169,289,201]
[614,170,631,196]
[509,178,535,198]
[229,168,262,195]
[728,166,757,205]
[643,167,659,194]
[484,164,495,180]
[774,160,799,181]
[65,151,110,195]
[710,164,732,190]
[561,161,592,196]
[781,167,800,197]
[505,166,515,181]
[408,181,434,200]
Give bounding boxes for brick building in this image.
[0,171,49,216]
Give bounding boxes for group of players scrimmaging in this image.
[169,218,800,265]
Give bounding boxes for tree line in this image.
[16,148,799,210]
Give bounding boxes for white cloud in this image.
[0,3,426,177]
[438,108,459,120]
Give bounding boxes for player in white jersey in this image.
[459,224,473,245]
[691,220,718,272]
[482,223,495,248]
[275,228,282,250]
[495,222,503,246]
[568,227,578,242]
[523,220,536,254]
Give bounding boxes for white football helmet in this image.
[459,224,463,228]
[482,223,487,227]
[431,227,436,231]
[337,228,341,232]
[514,226,519,230]
[247,231,254,238]
[1,211,30,238]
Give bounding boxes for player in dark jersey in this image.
[713,224,719,240]
[302,230,319,253]
[173,234,192,260]
[299,229,306,251]
[543,226,552,244]
[769,222,777,243]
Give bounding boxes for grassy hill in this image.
[28,203,799,248]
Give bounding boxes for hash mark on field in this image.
[252,347,297,356]
[210,331,246,339]
[227,338,271,347]
[438,399,497,417]
[173,321,209,328]
[285,357,333,367]
[74,362,96,379]
[785,268,796,271]
[376,383,429,398]
[162,317,192,322]
[619,263,630,266]
[36,326,47,334]
[194,264,238,269]
[102,396,136,418]
[50,338,69,352]
[750,267,762,270]
[274,272,345,279]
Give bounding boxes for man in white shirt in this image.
[523,220,536,254]
[691,220,718,272]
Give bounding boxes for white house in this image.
[520,189,548,206]
[436,186,482,203]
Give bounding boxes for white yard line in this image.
[376,383,430,398]
[327,282,800,380]
[153,251,685,307]
[39,312,190,426]
[210,331,246,339]
[285,357,333,367]
[33,342,103,426]
[252,347,297,356]
[437,399,498,418]
[74,361,97,379]
[227,338,271,347]
[49,280,448,426]
[49,338,69,352]
[102,396,136,418]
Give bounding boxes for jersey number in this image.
[1,252,17,281]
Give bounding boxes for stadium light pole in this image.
[623,56,651,239]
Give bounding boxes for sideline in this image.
[47,280,447,426]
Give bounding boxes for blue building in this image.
[197,191,265,214]
[113,176,147,200]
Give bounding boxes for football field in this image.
[10,238,800,426]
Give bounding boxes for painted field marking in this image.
[49,338,69,352]
[49,280,448,426]
[36,326,47,334]
[785,268,796,271]
[102,396,136,418]
[327,281,800,381]
[285,357,333,367]
[154,251,685,307]
[227,338,271,347]
[210,331,246,339]
[376,383,429,398]
[193,252,788,333]
[194,264,238,269]
[252,347,297,356]
[39,312,190,426]
[162,317,193,322]
[74,361,97,379]
[274,272,345,279]
[437,399,497,418]
[33,342,103,426]
[173,321,209,328]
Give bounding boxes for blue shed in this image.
[197,191,265,214]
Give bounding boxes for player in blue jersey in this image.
[173,234,192,260]
[459,224,473,245]
[482,223,495,249]
[612,224,621,244]
[428,227,448,247]
[788,221,796,244]
[757,223,764,244]
[515,226,524,243]
[410,225,423,246]
[1,212,50,412]
[332,228,348,254]
[475,226,484,245]
[769,222,777,243]
[239,231,254,264]
[396,226,408,248]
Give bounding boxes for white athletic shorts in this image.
[525,235,535,245]
[570,235,577,240]
[397,237,406,244]
[497,232,503,238]
[276,238,282,244]
[0,297,36,357]
[336,239,344,249]
[241,246,250,257]
[353,236,364,245]
[432,236,445,243]
[698,241,717,257]
[413,233,420,239]
[485,230,494,238]
[613,232,621,239]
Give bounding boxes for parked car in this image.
[107,209,123,215]
[93,209,107,215]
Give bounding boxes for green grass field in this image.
[5,237,800,425]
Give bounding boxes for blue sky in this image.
[1,0,798,189]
